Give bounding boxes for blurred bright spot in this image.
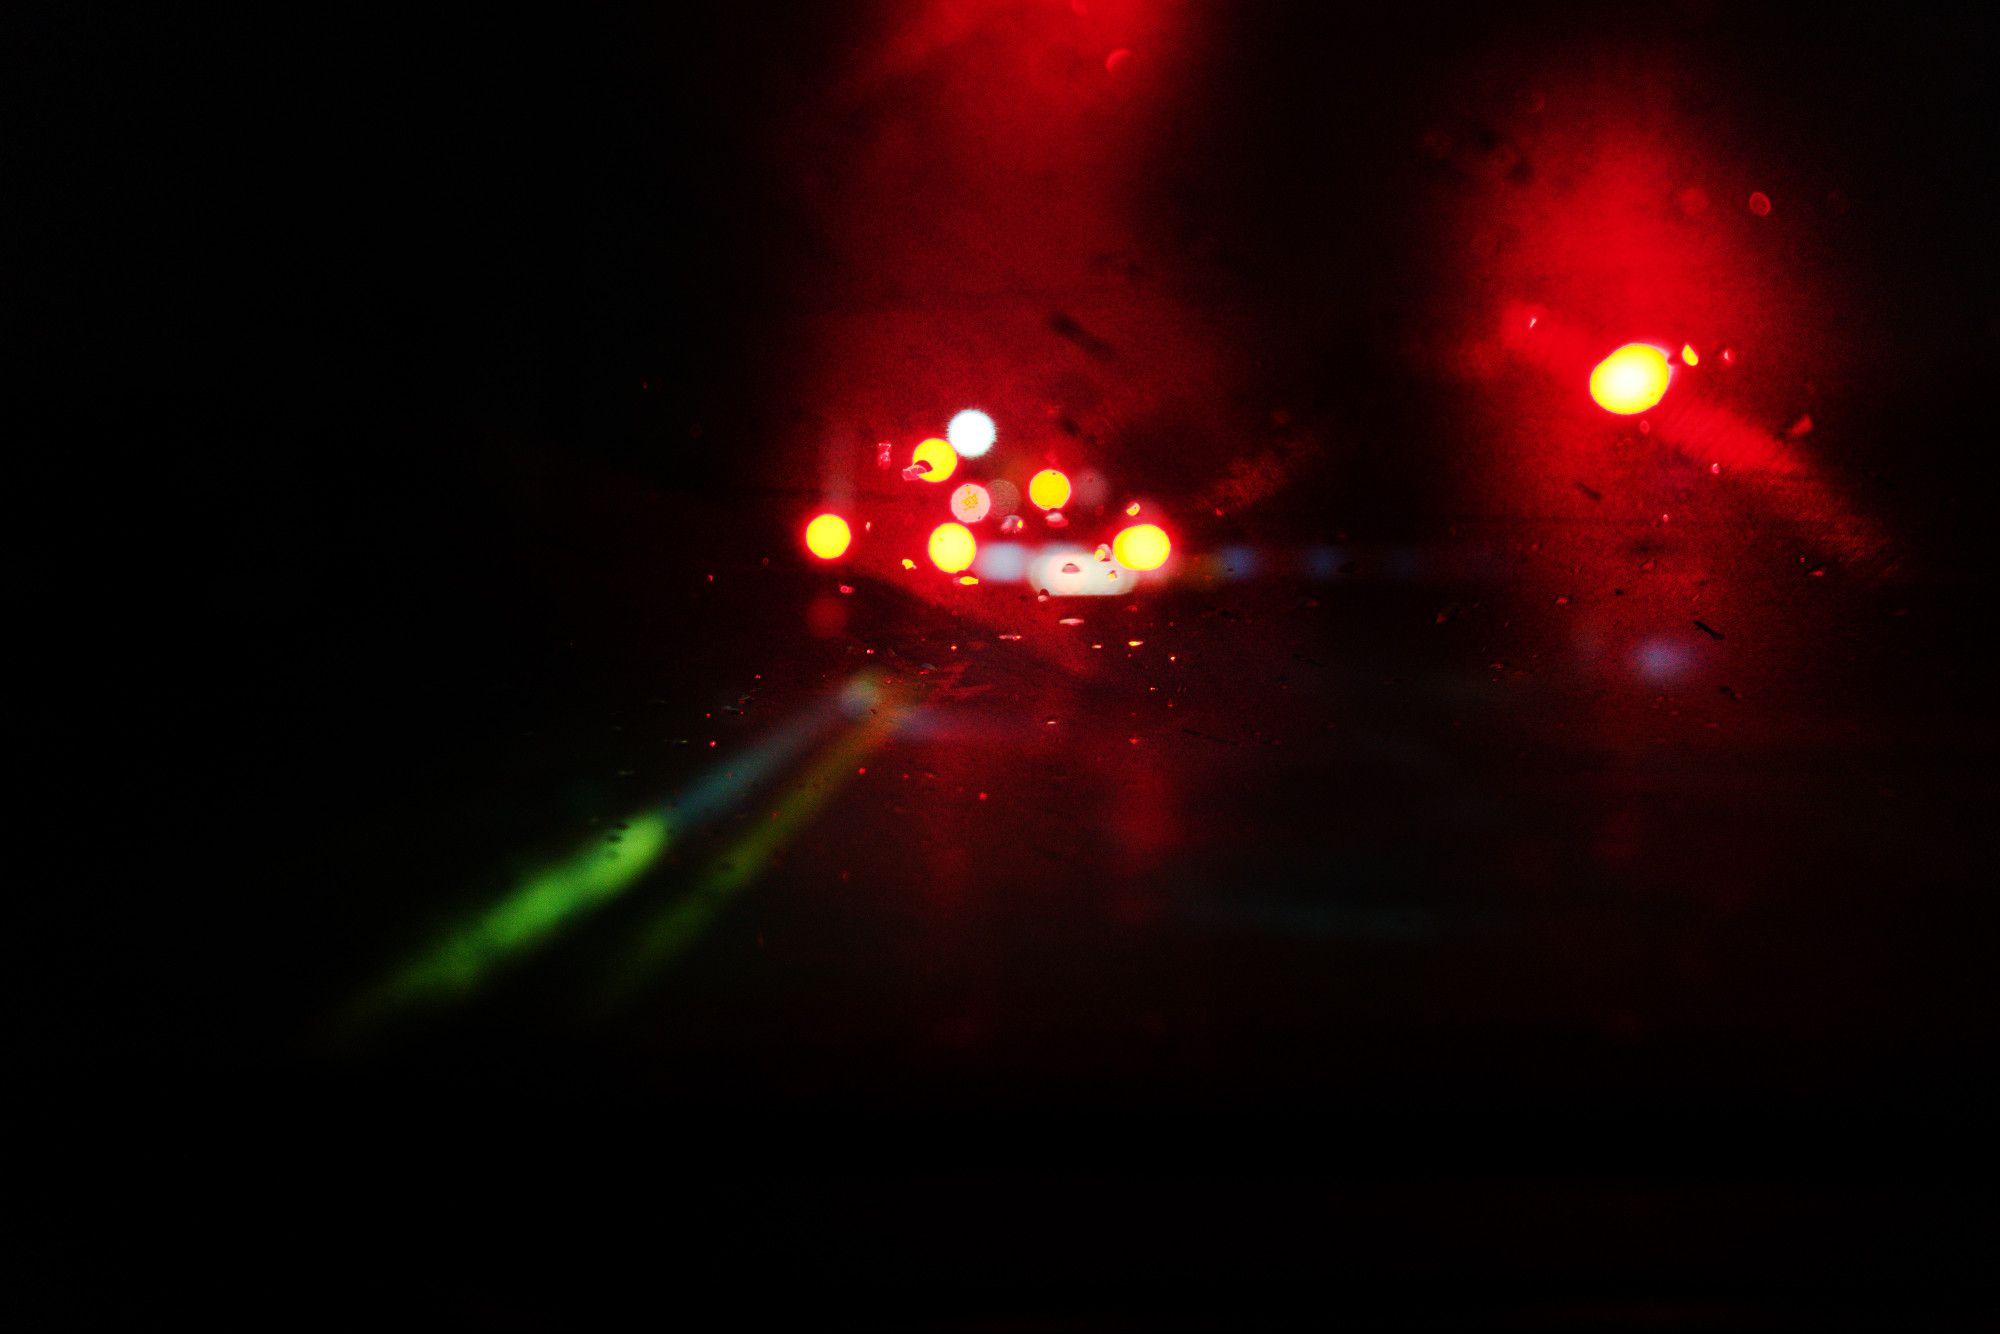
[1032,546,1122,596]
[900,557,916,570]
[804,513,851,560]
[1105,47,1132,74]
[1112,523,1171,571]
[1029,469,1071,510]
[1748,191,1772,216]
[1681,343,1700,366]
[975,541,1030,581]
[1589,344,1672,416]
[957,575,979,585]
[1633,637,1695,683]
[952,482,992,522]
[912,437,957,484]
[1125,502,1141,516]
[928,522,976,573]
[947,410,996,458]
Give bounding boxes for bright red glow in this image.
[1112,523,1171,571]
[1028,469,1071,510]
[928,522,976,573]
[911,437,957,484]
[1589,344,1672,415]
[1748,191,1772,217]
[804,513,851,560]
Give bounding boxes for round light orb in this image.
[951,482,992,522]
[804,513,851,560]
[1111,523,1171,571]
[1589,344,1672,416]
[946,410,996,458]
[911,437,958,484]
[928,522,977,573]
[1028,468,1071,510]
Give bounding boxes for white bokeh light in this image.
[951,482,992,522]
[947,409,997,458]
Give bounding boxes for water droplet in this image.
[1000,514,1025,534]
[1059,616,1085,626]
[1748,191,1772,216]
[1060,561,1082,574]
[1045,511,1068,529]
[1036,589,1051,602]
[998,633,1023,640]
[1094,544,1112,562]
[876,442,893,469]
[901,463,931,481]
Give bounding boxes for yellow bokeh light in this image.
[928,522,977,573]
[1111,523,1171,571]
[1681,343,1699,366]
[1028,468,1071,510]
[1589,343,1672,415]
[912,437,957,484]
[804,513,851,560]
